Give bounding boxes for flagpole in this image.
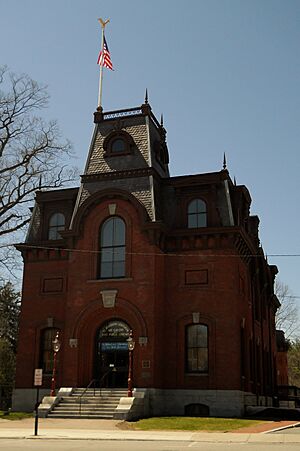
[97,18,110,110]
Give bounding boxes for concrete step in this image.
[72,391,127,397]
[61,397,120,404]
[69,395,123,398]
[55,406,117,411]
[49,413,114,419]
[55,403,118,410]
[72,388,127,391]
[52,410,116,414]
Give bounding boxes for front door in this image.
[95,320,130,388]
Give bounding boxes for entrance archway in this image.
[94,319,130,388]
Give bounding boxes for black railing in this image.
[78,367,115,415]
[277,385,300,401]
[101,105,162,130]
[103,107,143,120]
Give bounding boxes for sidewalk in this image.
[0,418,299,443]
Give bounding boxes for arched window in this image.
[99,217,126,279]
[103,131,134,156]
[187,199,207,228]
[186,324,208,373]
[111,138,126,153]
[39,328,60,374]
[48,213,65,240]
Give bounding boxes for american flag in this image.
[97,35,113,70]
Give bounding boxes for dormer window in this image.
[48,213,65,240]
[188,199,207,228]
[103,131,134,157]
[111,138,126,153]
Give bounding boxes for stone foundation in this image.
[133,389,263,418]
[13,387,272,418]
[12,388,51,412]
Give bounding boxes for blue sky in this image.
[1,0,299,304]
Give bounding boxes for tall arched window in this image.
[99,217,126,279]
[188,199,207,228]
[48,213,65,240]
[186,324,208,373]
[39,328,60,374]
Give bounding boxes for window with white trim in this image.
[99,217,126,279]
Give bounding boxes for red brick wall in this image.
[15,197,278,396]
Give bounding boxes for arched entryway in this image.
[94,319,130,388]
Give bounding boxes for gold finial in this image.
[98,18,110,29]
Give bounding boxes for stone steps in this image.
[49,413,115,419]
[61,398,120,403]
[48,388,127,419]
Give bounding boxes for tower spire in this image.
[144,88,148,104]
[223,152,227,170]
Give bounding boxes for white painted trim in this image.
[145,116,156,221]
[224,179,234,226]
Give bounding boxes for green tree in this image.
[0,283,20,408]
[0,339,16,387]
[0,282,20,352]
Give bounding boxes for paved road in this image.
[1,439,300,451]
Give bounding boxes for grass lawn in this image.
[0,411,33,421]
[126,417,266,432]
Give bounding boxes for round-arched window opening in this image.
[103,131,134,157]
[111,138,126,153]
[48,212,65,240]
[95,320,131,388]
[99,216,126,279]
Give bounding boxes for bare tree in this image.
[0,66,76,279]
[275,279,299,339]
[287,339,300,387]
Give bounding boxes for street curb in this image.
[263,421,300,434]
[1,432,300,444]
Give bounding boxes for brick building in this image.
[13,100,282,417]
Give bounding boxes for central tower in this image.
[71,99,169,224]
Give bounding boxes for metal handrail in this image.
[78,367,115,415]
[79,379,98,415]
[99,367,116,397]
